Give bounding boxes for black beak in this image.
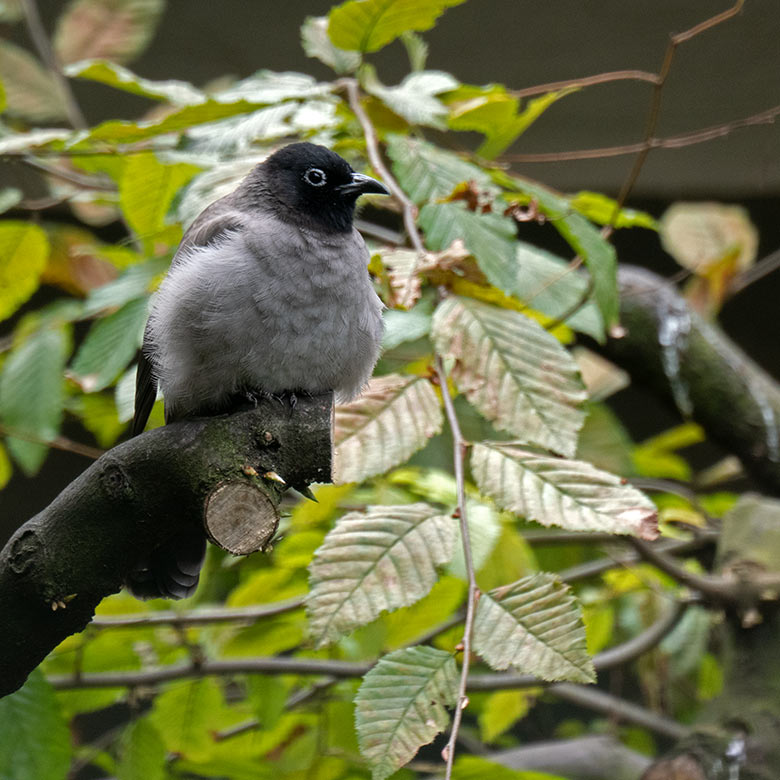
[337,172,390,197]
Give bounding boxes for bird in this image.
[126,142,389,600]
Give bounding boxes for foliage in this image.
[0,0,761,779]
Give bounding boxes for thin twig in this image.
[21,156,115,191]
[0,424,104,460]
[19,0,87,130]
[611,0,746,224]
[503,103,780,163]
[435,355,478,778]
[730,246,780,295]
[90,597,305,628]
[510,69,660,99]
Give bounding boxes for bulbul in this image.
[127,142,388,600]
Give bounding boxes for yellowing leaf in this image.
[474,573,595,682]
[355,645,457,780]
[478,689,536,742]
[0,41,68,121]
[306,503,456,646]
[471,441,659,539]
[333,373,443,484]
[328,0,467,53]
[54,0,164,65]
[119,152,200,245]
[0,221,49,320]
[433,296,586,456]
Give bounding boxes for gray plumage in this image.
[126,143,388,600]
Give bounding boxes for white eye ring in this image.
[303,167,327,187]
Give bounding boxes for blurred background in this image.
[2,0,779,538]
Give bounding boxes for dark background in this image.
[2,0,779,541]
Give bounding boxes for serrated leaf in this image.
[0,41,68,121]
[117,718,166,780]
[328,0,466,53]
[364,68,458,128]
[386,134,492,203]
[301,15,362,73]
[471,441,659,538]
[382,297,433,350]
[355,645,457,780]
[501,174,619,327]
[54,0,164,65]
[0,326,68,474]
[65,59,205,104]
[474,573,594,682]
[307,503,456,645]
[0,670,72,780]
[333,373,443,484]
[512,243,604,341]
[82,256,167,316]
[70,296,148,392]
[420,202,519,297]
[433,297,586,456]
[119,152,200,243]
[0,221,49,320]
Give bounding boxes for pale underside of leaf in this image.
[473,573,595,682]
[333,373,443,484]
[433,296,586,457]
[471,441,659,539]
[355,645,458,780]
[307,503,456,646]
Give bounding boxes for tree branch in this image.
[0,394,333,697]
[601,265,780,495]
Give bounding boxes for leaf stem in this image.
[19,0,87,130]
[435,354,478,778]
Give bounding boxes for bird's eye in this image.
[303,167,327,187]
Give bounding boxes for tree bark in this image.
[601,266,780,495]
[0,393,332,697]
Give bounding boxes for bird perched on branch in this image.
[127,142,388,600]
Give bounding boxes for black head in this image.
[253,142,389,233]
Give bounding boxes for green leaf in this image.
[432,297,586,456]
[479,689,535,742]
[0,325,68,474]
[0,41,68,121]
[328,0,467,53]
[117,718,166,780]
[73,391,126,446]
[474,573,595,682]
[307,503,456,646]
[65,59,205,104]
[119,152,200,243]
[512,243,604,340]
[420,202,519,295]
[333,373,443,484]
[82,256,168,317]
[0,128,72,154]
[301,16,362,73]
[363,67,458,128]
[0,670,72,780]
[400,30,428,71]
[0,221,49,320]
[448,500,502,579]
[386,134,492,203]
[471,441,659,538]
[453,756,567,780]
[0,0,23,22]
[449,85,573,159]
[70,296,148,392]
[570,191,658,230]
[501,174,619,327]
[355,645,457,780]
[0,441,11,488]
[382,296,434,350]
[54,0,164,65]
[148,678,236,761]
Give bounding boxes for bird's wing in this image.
[131,204,250,435]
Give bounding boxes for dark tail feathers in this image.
[125,529,206,600]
